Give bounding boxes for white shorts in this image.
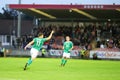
[63,52,70,58]
[30,48,39,59]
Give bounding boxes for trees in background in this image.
[0,7,33,20]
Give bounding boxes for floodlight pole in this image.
[17,0,21,37]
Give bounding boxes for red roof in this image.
[8,4,120,10]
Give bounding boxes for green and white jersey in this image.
[32,38,47,51]
[63,41,73,53]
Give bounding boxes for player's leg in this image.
[24,58,33,70]
[62,57,67,66]
[24,52,38,70]
[61,57,67,66]
[61,57,65,66]
[61,52,65,66]
[61,52,68,66]
[62,53,70,66]
[24,48,38,70]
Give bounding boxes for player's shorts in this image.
[30,48,39,59]
[63,52,70,58]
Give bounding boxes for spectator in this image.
[0,42,5,57]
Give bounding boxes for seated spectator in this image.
[107,38,114,48]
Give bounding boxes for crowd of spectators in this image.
[15,23,120,50]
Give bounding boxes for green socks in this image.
[61,58,67,66]
[63,60,67,65]
[27,58,32,66]
[61,58,64,64]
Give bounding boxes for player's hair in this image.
[66,36,70,38]
[38,33,43,37]
[66,36,70,37]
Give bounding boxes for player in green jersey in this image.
[61,36,73,66]
[23,30,54,70]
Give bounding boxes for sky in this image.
[0,0,120,13]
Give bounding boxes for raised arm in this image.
[24,40,34,50]
[46,30,54,41]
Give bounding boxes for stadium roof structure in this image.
[8,4,120,22]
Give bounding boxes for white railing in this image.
[0,35,16,46]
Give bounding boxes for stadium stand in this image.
[0,4,120,59]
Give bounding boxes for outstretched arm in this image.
[46,30,54,41]
[24,40,34,50]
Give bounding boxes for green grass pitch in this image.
[0,57,120,80]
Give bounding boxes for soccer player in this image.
[61,36,73,66]
[23,30,54,70]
